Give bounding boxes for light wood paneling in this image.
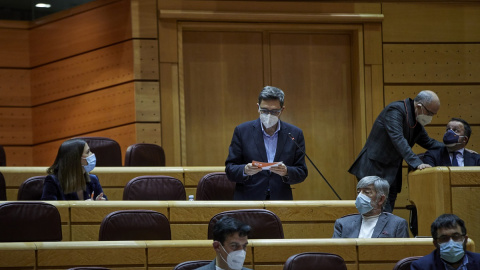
[0,28,29,68]
[160,63,181,166]
[385,85,480,126]
[159,21,178,63]
[0,69,30,107]
[31,41,135,106]
[182,29,263,166]
[269,31,355,200]
[131,0,157,38]
[133,39,159,80]
[0,107,32,145]
[32,83,136,143]
[29,0,132,67]
[363,23,382,65]
[0,243,36,268]
[382,2,480,42]
[384,44,480,83]
[2,146,33,166]
[134,81,161,122]
[158,1,381,14]
[32,124,139,167]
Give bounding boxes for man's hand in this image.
[270,164,288,176]
[416,163,432,170]
[244,163,262,176]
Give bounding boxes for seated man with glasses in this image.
[225,86,308,200]
[411,214,480,269]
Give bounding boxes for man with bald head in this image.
[349,90,443,213]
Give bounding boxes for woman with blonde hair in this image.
[41,139,106,200]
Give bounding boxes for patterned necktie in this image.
[451,151,459,166]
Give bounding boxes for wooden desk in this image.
[19,201,357,241]
[408,167,480,245]
[0,166,225,200]
[0,239,474,270]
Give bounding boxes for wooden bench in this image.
[10,201,357,241]
[0,238,474,270]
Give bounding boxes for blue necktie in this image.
[451,152,459,166]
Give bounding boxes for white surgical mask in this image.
[260,113,278,129]
[220,244,246,270]
[355,193,373,215]
[416,105,433,126]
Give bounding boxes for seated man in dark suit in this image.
[423,118,480,166]
[332,176,409,238]
[196,216,252,270]
[411,214,480,269]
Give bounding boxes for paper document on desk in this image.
[252,160,284,170]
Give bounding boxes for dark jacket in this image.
[411,250,480,270]
[423,147,480,167]
[41,174,106,200]
[225,119,308,200]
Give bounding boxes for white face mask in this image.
[220,244,246,270]
[416,105,432,126]
[260,113,279,129]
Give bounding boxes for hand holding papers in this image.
[252,160,284,170]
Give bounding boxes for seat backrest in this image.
[207,209,284,239]
[0,145,6,166]
[196,172,235,200]
[393,256,422,270]
[124,143,166,166]
[173,260,211,270]
[0,172,6,200]
[123,176,186,200]
[17,176,46,200]
[74,136,122,166]
[0,201,62,242]
[283,252,347,270]
[99,210,171,241]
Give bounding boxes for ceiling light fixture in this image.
[35,3,51,8]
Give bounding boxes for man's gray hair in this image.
[258,86,285,107]
[414,90,434,104]
[357,176,390,202]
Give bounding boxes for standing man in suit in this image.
[225,86,308,200]
[348,90,443,212]
[332,176,409,238]
[411,214,480,269]
[195,216,252,270]
[424,118,480,166]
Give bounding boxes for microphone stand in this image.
[288,133,342,200]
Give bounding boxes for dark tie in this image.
[451,152,459,166]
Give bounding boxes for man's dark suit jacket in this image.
[348,98,442,190]
[411,250,480,270]
[225,119,308,200]
[194,259,252,270]
[423,147,480,166]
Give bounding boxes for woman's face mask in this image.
[82,154,96,173]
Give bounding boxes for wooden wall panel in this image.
[0,28,29,68]
[131,0,157,38]
[2,146,33,166]
[0,108,32,145]
[32,83,136,143]
[31,41,135,106]
[0,69,30,106]
[134,81,161,122]
[32,124,140,166]
[133,39,159,80]
[385,85,480,126]
[384,44,480,83]
[158,1,381,14]
[382,2,480,43]
[182,30,264,166]
[269,31,355,200]
[29,0,132,66]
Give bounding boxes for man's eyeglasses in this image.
[419,103,436,116]
[436,233,465,243]
[259,108,282,116]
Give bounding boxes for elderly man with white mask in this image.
[332,176,409,238]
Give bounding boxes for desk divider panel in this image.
[0,242,36,269]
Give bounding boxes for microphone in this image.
[288,133,342,200]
